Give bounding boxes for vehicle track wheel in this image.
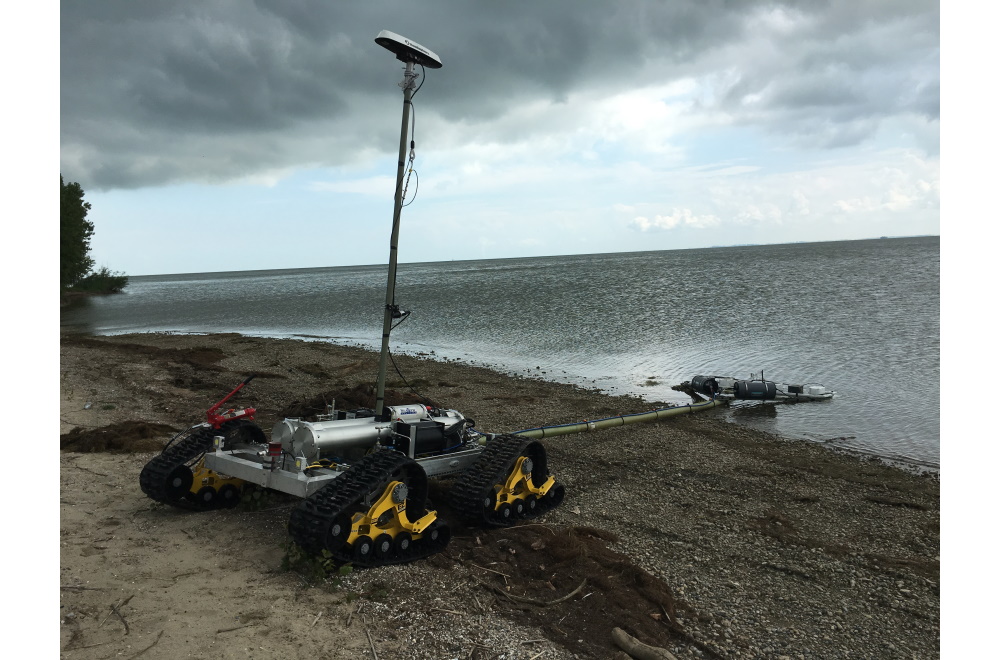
[353,536,374,562]
[218,484,241,508]
[327,513,353,551]
[394,532,412,557]
[193,486,217,507]
[373,533,394,560]
[165,465,194,500]
[427,521,451,550]
[450,434,564,528]
[545,483,566,506]
[288,450,438,566]
[483,487,498,513]
[497,502,513,523]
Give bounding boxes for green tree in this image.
[60,175,95,287]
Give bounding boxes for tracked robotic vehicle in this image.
[139,378,564,567]
[139,31,565,568]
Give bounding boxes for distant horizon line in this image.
[127,234,939,278]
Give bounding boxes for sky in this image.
[57,0,941,276]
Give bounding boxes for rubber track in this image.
[138,419,258,512]
[138,425,218,511]
[287,450,449,568]
[449,434,566,527]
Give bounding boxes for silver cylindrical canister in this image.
[290,418,391,460]
[272,419,297,452]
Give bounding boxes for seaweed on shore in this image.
[61,421,177,453]
[61,335,227,370]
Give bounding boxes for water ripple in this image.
[62,237,939,467]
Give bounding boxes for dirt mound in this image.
[439,524,691,658]
[276,384,441,419]
[60,421,178,453]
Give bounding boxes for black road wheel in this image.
[373,533,394,560]
[427,521,451,550]
[217,483,241,508]
[327,513,353,552]
[513,498,526,517]
[165,465,194,500]
[545,483,566,506]
[193,486,217,507]
[394,531,413,557]
[485,487,498,512]
[476,486,499,522]
[526,495,539,513]
[353,535,374,562]
[497,502,513,523]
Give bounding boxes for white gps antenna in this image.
[372,31,442,417]
[374,30,443,69]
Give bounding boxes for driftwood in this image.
[364,625,380,660]
[347,601,362,627]
[131,630,164,658]
[431,607,464,615]
[506,579,586,607]
[611,627,679,660]
[470,562,511,578]
[60,585,107,591]
[216,624,254,634]
[111,602,130,635]
[476,577,587,607]
[99,594,135,631]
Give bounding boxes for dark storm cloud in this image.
[707,1,939,148]
[61,0,939,190]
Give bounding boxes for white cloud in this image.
[745,4,812,35]
[630,209,722,231]
[830,152,939,215]
[618,148,937,239]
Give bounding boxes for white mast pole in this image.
[374,61,418,417]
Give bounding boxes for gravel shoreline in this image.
[60,332,939,658]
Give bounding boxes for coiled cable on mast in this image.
[401,148,419,207]
[401,101,419,207]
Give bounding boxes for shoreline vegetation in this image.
[59,331,939,658]
[61,174,129,305]
[69,265,129,293]
[60,266,129,305]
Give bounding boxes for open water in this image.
[61,236,940,469]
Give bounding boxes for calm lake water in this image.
[62,236,940,469]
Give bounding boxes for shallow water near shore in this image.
[62,236,939,468]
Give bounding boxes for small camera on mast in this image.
[375,30,443,69]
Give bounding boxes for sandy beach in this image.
[59,331,939,659]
